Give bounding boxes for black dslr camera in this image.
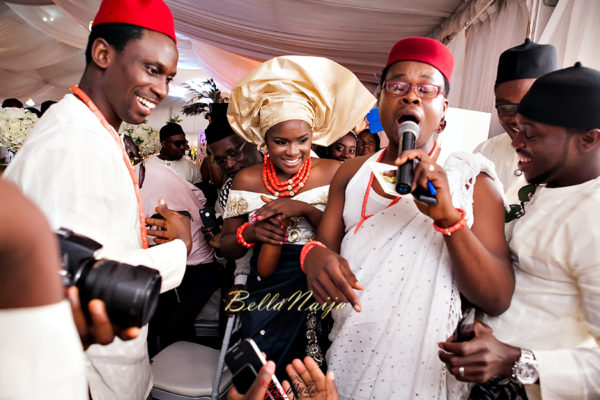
[57,228,161,327]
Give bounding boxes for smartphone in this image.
[455,307,476,342]
[149,210,192,221]
[199,207,220,234]
[225,338,288,399]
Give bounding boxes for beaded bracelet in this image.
[433,208,467,236]
[236,222,255,248]
[300,240,327,272]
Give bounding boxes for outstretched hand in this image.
[67,286,140,350]
[283,357,339,400]
[304,246,362,312]
[145,198,193,255]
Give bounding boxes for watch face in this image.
[516,362,539,385]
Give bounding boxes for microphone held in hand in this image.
[395,121,420,194]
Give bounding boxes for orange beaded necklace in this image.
[262,156,311,197]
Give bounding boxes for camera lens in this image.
[78,260,161,327]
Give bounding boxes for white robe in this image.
[484,177,600,400]
[4,93,187,400]
[327,150,502,399]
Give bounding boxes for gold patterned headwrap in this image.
[227,56,376,146]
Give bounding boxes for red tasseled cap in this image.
[385,37,454,81]
[92,0,176,44]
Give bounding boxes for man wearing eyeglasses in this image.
[203,103,262,293]
[440,62,600,400]
[474,39,557,201]
[303,38,513,399]
[145,122,203,184]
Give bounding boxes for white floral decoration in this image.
[0,107,39,153]
[119,122,160,157]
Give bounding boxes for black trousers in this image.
[147,261,222,358]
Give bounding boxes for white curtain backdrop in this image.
[537,0,600,69]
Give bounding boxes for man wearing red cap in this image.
[302,38,514,398]
[4,0,191,399]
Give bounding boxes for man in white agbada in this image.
[4,0,192,398]
[440,63,600,400]
[302,37,514,399]
[474,39,557,202]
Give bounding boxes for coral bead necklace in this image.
[262,156,311,197]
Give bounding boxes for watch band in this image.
[512,349,539,385]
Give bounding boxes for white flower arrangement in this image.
[119,122,161,157]
[0,107,39,153]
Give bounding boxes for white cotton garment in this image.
[327,149,503,400]
[0,300,88,399]
[4,93,187,400]
[484,177,600,400]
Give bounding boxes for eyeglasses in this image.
[505,184,537,222]
[495,103,519,117]
[382,80,443,99]
[212,141,247,166]
[168,139,188,148]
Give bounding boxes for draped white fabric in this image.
[0,0,598,127]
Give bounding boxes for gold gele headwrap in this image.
[227,56,376,146]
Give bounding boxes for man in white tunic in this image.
[474,39,557,202]
[4,0,192,398]
[145,122,203,184]
[439,63,600,400]
[302,37,514,399]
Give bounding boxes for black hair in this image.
[2,98,23,108]
[358,129,380,151]
[379,64,450,97]
[85,23,145,65]
[25,107,41,118]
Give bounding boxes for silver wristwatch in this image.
[512,349,539,385]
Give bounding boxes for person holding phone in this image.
[301,38,515,399]
[220,56,375,379]
[439,63,600,400]
[138,157,221,356]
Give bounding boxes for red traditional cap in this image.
[92,0,176,44]
[385,37,454,81]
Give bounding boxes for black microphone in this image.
[395,121,420,195]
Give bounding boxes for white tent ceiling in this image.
[0,0,465,109]
[0,0,598,133]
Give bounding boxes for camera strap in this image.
[70,85,149,249]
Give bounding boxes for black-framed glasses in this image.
[495,103,519,117]
[212,141,246,166]
[505,184,537,222]
[168,139,188,148]
[382,80,443,99]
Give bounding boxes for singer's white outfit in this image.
[327,149,503,399]
[482,177,600,400]
[5,93,187,400]
[474,133,526,202]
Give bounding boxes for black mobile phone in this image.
[455,307,476,342]
[225,339,287,399]
[199,207,220,234]
[149,210,192,221]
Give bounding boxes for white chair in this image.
[150,316,237,400]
